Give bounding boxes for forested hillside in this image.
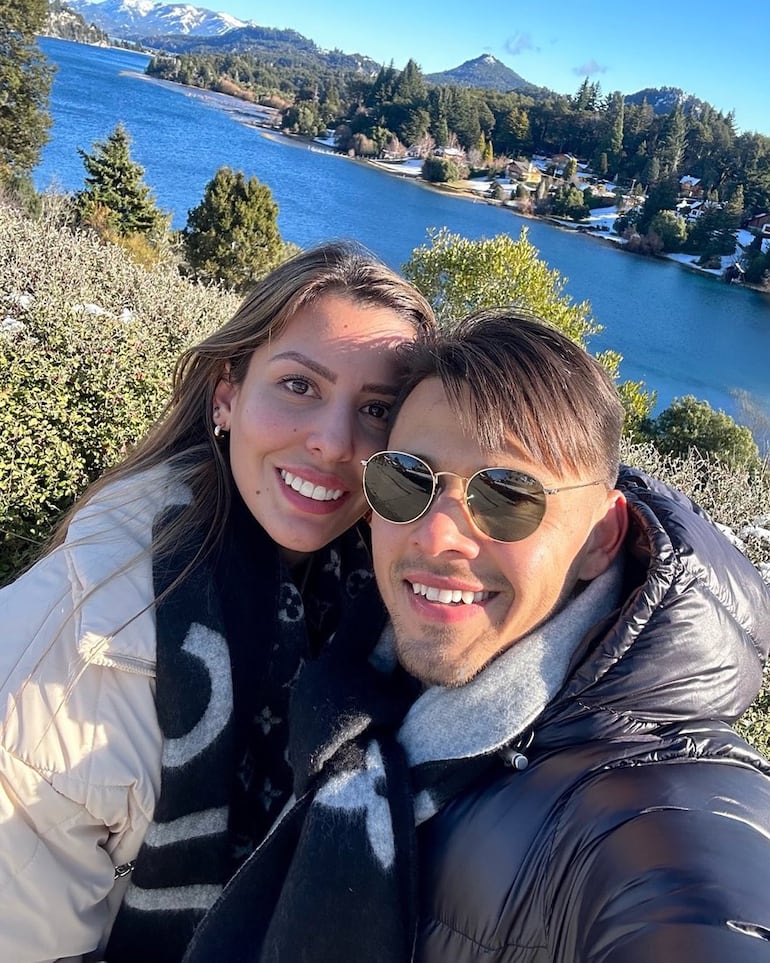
[145,54,770,218]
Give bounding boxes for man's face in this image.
[372,378,625,687]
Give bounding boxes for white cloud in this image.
[504,32,538,57]
[572,59,608,76]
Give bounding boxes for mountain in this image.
[60,6,537,90]
[65,0,249,38]
[61,1,380,72]
[425,54,541,94]
[625,86,708,117]
[44,1,111,45]
[147,24,381,73]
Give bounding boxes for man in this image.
[183,310,770,963]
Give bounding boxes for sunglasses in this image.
[361,450,605,543]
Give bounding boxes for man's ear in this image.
[577,489,628,581]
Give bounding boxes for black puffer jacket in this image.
[416,467,770,962]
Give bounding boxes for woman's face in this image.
[214,292,416,561]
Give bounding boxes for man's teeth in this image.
[410,582,490,605]
[280,470,343,502]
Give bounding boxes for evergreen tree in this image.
[563,156,578,181]
[74,123,166,237]
[399,108,430,148]
[0,0,54,190]
[366,63,398,108]
[726,183,745,223]
[392,59,427,106]
[658,102,687,175]
[644,155,661,188]
[434,117,449,147]
[497,106,530,155]
[445,87,481,151]
[184,166,284,291]
[597,151,609,177]
[573,78,600,111]
[604,90,624,165]
[638,173,679,233]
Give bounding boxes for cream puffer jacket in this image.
[0,467,186,963]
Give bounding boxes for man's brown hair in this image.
[392,308,624,485]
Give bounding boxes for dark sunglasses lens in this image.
[365,452,434,523]
[468,469,546,541]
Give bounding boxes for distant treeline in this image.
[146,55,770,217]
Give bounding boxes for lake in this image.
[33,37,770,438]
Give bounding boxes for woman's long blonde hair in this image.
[49,241,436,570]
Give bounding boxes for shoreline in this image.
[117,64,770,296]
[255,128,770,294]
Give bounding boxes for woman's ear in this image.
[213,364,236,428]
[577,489,629,581]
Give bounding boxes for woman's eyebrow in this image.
[270,350,336,383]
[271,352,399,396]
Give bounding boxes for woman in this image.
[0,241,435,963]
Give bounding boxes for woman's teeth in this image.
[410,582,490,605]
[281,470,343,502]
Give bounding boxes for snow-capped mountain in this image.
[67,0,251,38]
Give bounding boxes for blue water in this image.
[34,38,770,435]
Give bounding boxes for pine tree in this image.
[659,102,687,176]
[392,59,427,106]
[0,0,54,190]
[184,167,284,291]
[605,91,624,162]
[74,123,166,237]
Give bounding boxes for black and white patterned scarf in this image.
[105,499,373,963]
[181,560,624,963]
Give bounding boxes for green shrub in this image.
[421,156,464,183]
[648,210,687,252]
[0,196,239,580]
[645,395,761,470]
[550,184,589,221]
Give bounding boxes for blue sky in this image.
[214,0,769,136]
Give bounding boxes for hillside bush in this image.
[0,196,239,579]
[645,395,761,470]
[622,441,770,757]
[421,156,465,183]
[648,210,687,252]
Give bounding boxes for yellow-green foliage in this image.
[0,196,240,579]
[404,226,598,343]
[403,227,657,426]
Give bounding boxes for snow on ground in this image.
[367,157,424,177]
[312,146,762,284]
